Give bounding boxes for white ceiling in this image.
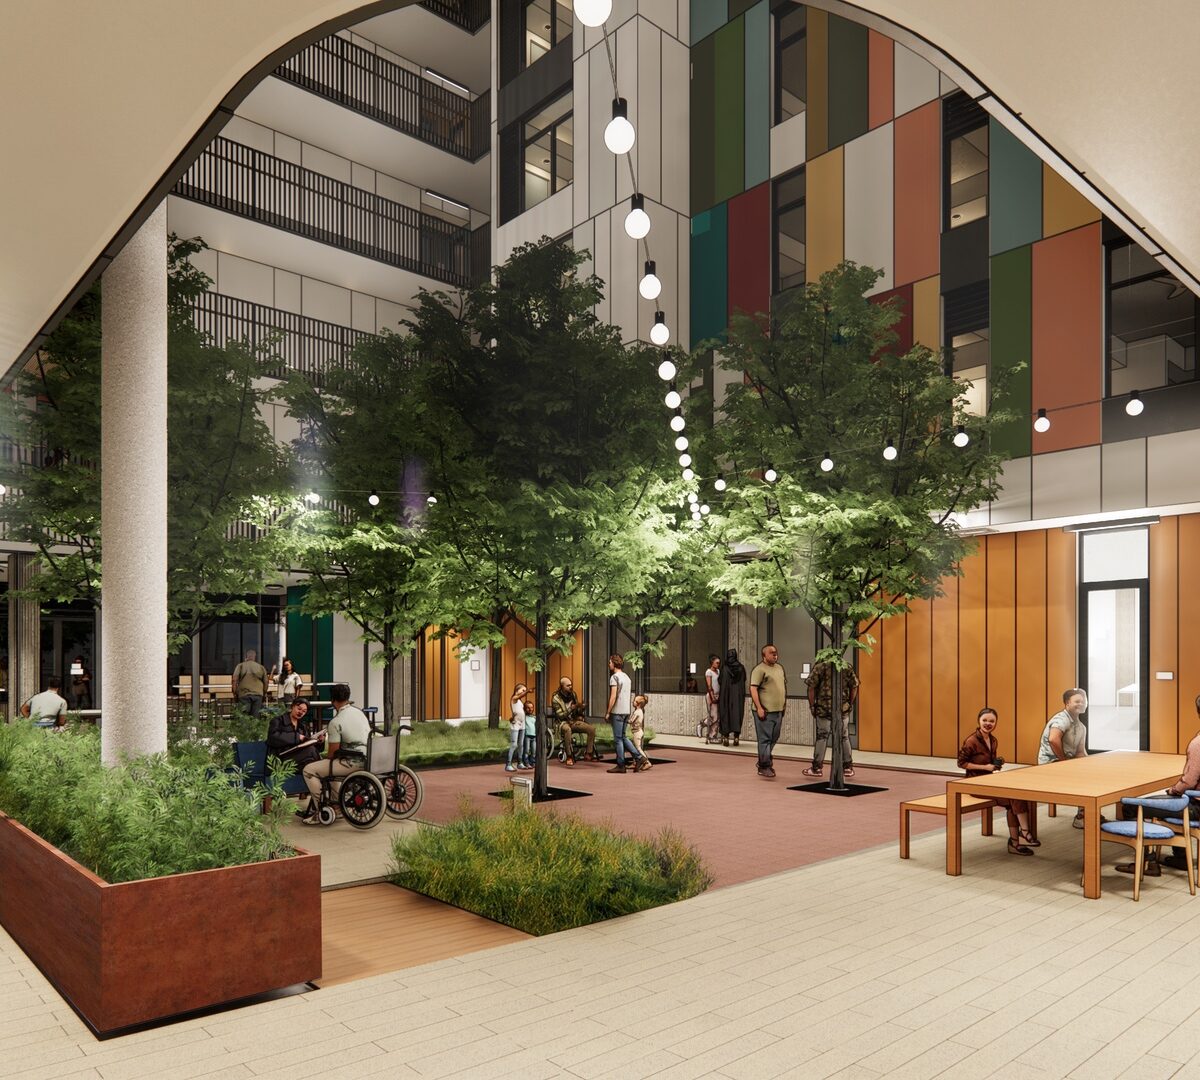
[2,0,1199,373]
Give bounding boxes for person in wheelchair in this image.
[299,683,370,824]
[552,676,598,767]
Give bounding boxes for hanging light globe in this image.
[305,491,321,504]
[1033,408,1051,433]
[700,504,710,516]
[674,435,688,451]
[682,468,695,481]
[573,0,612,27]
[624,194,650,239]
[664,384,681,409]
[604,99,635,155]
[367,490,381,507]
[649,311,670,345]
[820,452,834,473]
[764,466,778,483]
[714,474,727,492]
[883,439,898,461]
[639,260,662,301]
[426,494,438,505]
[687,492,698,504]
[679,453,692,468]
[953,425,970,448]
[1126,390,1144,416]
[657,355,676,381]
[691,510,702,521]
[669,411,686,432]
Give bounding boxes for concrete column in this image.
[100,201,167,763]
[5,553,41,718]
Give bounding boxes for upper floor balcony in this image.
[419,0,491,34]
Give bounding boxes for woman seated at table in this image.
[267,698,322,774]
[958,707,1040,856]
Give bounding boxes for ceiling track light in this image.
[657,352,676,381]
[604,97,635,155]
[625,193,651,239]
[1034,407,1051,433]
[1125,389,1145,416]
[639,259,662,301]
[650,310,670,345]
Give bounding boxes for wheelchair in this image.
[368,733,424,820]
[552,715,603,763]
[304,752,387,829]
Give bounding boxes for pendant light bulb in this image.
[657,355,677,382]
[426,493,438,505]
[674,435,688,451]
[953,425,970,448]
[1125,390,1144,416]
[664,384,682,409]
[305,490,321,505]
[649,310,670,345]
[714,474,727,492]
[624,193,651,239]
[682,468,695,481]
[604,98,635,155]
[764,466,778,484]
[367,490,381,507]
[639,260,662,301]
[679,453,692,468]
[883,439,898,461]
[820,452,834,473]
[687,492,698,504]
[1033,408,1051,433]
[700,504,710,516]
[669,409,685,432]
[573,0,612,27]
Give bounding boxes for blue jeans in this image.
[755,710,783,768]
[610,714,642,767]
[506,725,522,766]
[522,733,536,765]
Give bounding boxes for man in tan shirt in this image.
[232,649,268,717]
[749,644,787,779]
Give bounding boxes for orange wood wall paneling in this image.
[892,100,940,286]
[806,147,844,280]
[881,613,907,752]
[1178,514,1200,749]
[956,545,988,748]
[985,533,1017,762]
[904,598,932,756]
[1014,531,1048,764]
[857,623,883,752]
[1045,527,1078,717]
[1149,515,1179,752]
[930,575,960,759]
[867,31,893,129]
[1030,223,1102,453]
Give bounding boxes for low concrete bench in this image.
[899,793,998,859]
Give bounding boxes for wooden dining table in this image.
[946,751,1185,899]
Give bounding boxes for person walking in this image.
[718,648,746,746]
[749,644,787,778]
[703,655,721,743]
[232,649,268,717]
[629,693,650,758]
[803,659,857,779]
[604,654,651,773]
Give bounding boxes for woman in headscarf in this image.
[718,648,747,746]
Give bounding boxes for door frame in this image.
[1078,578,1150,752]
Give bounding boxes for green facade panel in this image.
[691,204,729,346]
[743,1,770,190]
[713,18,746,204]
[691,0,727,44]
[989,118,1043,256]
[690,34,716,213]
[989,245,1033,459]
[286,585,334,688]
[826,15,868,149]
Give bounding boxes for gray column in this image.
[6,553,41,718]
[100,201,167,763]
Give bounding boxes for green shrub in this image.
[389,719,655,768]
[0,722,294,883]
[389,804,711,935]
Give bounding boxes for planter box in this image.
[0,811,321,1037]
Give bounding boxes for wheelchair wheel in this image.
[317,805,337,826]
[339,771,386,829]
[384,765,424,819]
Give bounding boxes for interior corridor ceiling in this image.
[1,0,1198,373]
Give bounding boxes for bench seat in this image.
[899,793,998,859]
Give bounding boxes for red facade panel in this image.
[870,283,914,355]
[726,182,772,322]
[893,101,940,287]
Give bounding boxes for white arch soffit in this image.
[820,0,1200,287]
[0,0,411,376]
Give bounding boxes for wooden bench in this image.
[899,793,998,859]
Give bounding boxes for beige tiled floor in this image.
[4,809,1200,1078]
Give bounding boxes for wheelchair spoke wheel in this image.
[339,772,385,829]
[384,765,424,819]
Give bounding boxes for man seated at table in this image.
[1038,687,1104,829]
[552,677,597,766]
[299,683,370,823]
[1116,693,1200,877]
[20,676,69,728]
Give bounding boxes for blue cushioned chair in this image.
[1100,795,1196,901]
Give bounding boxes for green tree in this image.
[707,263,1012,788]
[0,237,291,651]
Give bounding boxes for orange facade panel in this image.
[1014,531,1048,764]
[904,598,932,756]
[881,613,907,753]
[857,624,883,753]
[867,30,893,129]
[985,534,1017,763]
[806,147,844,280]
[1042,163,1101,239]
[930,575,960,759]
[1149,516,1179,753]
[1031,223,1102,453]
[1178,515,1200,751]
[1045,527,1078,716]
[957,545,988,749]
[893,101,940,287]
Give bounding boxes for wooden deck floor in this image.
[317,883,530,987]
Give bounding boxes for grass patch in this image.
[393,719,655,768]
[389,801,711,935]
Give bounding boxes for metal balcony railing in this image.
[174,137,488,288]
[275,35,490,162]
[420,0,490,33]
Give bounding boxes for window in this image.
[773,166,805,295]
[774,3,806,124]
[943,93,988,229]
[944,281,989,416]
[1107,240,1197,395]
[645,610,728,695]
[523,0,572,69]
[522,93,573,211]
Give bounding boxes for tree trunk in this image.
[383,623,395,734]
[533,605,550,800]
[487,628,504,729]
[828,614,848,792]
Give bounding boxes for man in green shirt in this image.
[231,649,268,717]
[749,644,787,779]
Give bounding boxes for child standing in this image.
[629,694,651,761]
[521,692,538,768]
[506,684,528,772]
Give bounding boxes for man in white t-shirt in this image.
[21,677,69,727]
[604,654,650,774]
[1038,687,1103,829]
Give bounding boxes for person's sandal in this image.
[801,767,823,778]
[1007,838,1034,856]
[1018,828,1041,848]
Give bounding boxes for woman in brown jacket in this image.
[958,707,1039,856]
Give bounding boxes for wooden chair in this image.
[297,674,314,698]
[1099,795,1196,901]
[175,674,191,699]
[207,674,233,701]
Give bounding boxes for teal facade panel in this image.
[989,118,1043,256]
[691,0,727,44]
[691,204,729,346]
[743,1,770,189]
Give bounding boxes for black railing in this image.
[275,35,491,162]
[188,290,377,389]
[420,0,490,33]
[175,137,479,288]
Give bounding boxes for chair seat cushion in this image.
[1101,820,1176,840]
[1122,795,1190,813]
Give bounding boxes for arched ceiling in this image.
[1,0,1198,372]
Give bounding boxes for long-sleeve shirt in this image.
[1169,732,1200,795]
[957,729,996,773]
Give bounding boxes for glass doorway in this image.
[39,609,98,710]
